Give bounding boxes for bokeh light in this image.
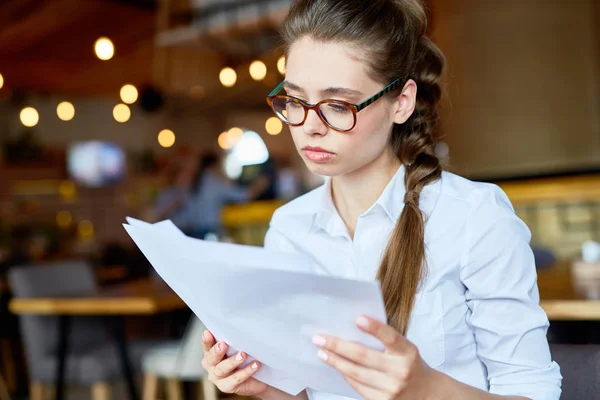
[277,56,286,75]
[113,104,131,123]
[219,67,237,87]
[158,129,176,148]
[94,37,114,60]
[218,131,232,149]
[120,84,138,104]
[78,220,95,238]
[266,117,283,135]
[249,60,267,81]
[227,127,243,145]
[20,107,39,127]
[57,102,75,121]
[56,211,73,228]
[58,181,77,201]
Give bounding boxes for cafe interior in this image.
[0,0,599,399]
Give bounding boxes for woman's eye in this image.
[327,103,350,113]
[286,100,303,108]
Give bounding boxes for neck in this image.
[330,150,401,238]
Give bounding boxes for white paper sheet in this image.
[123,217,387,398]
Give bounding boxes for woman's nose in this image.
[302,108,328,136]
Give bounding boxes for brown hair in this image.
[280,0,445,334]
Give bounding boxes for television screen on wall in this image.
[67,141,126,187]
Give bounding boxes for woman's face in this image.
[284,36,415,177]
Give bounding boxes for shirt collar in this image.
[310,165,442,234]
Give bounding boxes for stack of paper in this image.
[123,217,387,398]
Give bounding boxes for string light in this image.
[249,60,267,81]
[94,37,114,60]
[56,211,72,228]
[266,117,283,135]
[277,56,286,75]
[57,102,75,121]
[58,181,77,201]
[158,129,176,148]
[218,131,232,149]
[120,84,138,104]
[20,107,39,127]
[219,67,237,87]
[0,73,4,89]
[113,104,131,123]
[227,127,243,145]
[78,220,95,238]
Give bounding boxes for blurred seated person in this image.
[182,152,269,239]
[146,156,197,225]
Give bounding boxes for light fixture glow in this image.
[94,37,114,61]
[56,211,73,228]
[20,107,39,127]
[113,104,131,123]
[120,84,138,104]
[57,102,75,121]
[265,117,283,135]
[249,60,267,81]
[277,56,286,75]
[227,127,243,145]
[158,129,176,148]
[231,131,269,166]
[219,67,237,87]
[218,131,232,149]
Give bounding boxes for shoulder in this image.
[438,172,531,262]
[438,171,515,215]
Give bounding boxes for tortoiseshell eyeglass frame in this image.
[266,78,403,132]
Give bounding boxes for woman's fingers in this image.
[213,352,247,378]
[201,330,215,353]
[217,361,262,393]
[202,340,228,370]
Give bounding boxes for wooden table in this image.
[538,261,600,320]
[9,278,186,400]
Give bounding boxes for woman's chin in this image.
[304,160,345,177]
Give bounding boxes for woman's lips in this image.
[302,147,335,163]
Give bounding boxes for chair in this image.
[0,372,10,400]
[549,343,600,399]
[8,261,153,400]
[141,317,217,400]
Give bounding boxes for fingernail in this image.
[202,331,209,342]
[356,315,370,328]
[312,335,326,346]
[236,352,244,361]
[251,362,258,370]
[317,349,328,361]
[217,342,224,352]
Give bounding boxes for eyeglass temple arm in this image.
[355,78,402,112]
[267,81,285,97]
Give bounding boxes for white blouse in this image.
[264,166,562,400]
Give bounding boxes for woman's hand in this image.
[201,330,269,396]
[312,316,436,400]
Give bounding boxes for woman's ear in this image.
[392,79,417,125]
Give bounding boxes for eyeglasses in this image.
[266,78,402,132]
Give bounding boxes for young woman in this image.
[201,0,562,399]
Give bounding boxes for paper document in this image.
[123,217,387,398]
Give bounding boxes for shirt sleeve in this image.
[460,185,562,400]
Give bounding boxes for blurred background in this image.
[0,0,598,399]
